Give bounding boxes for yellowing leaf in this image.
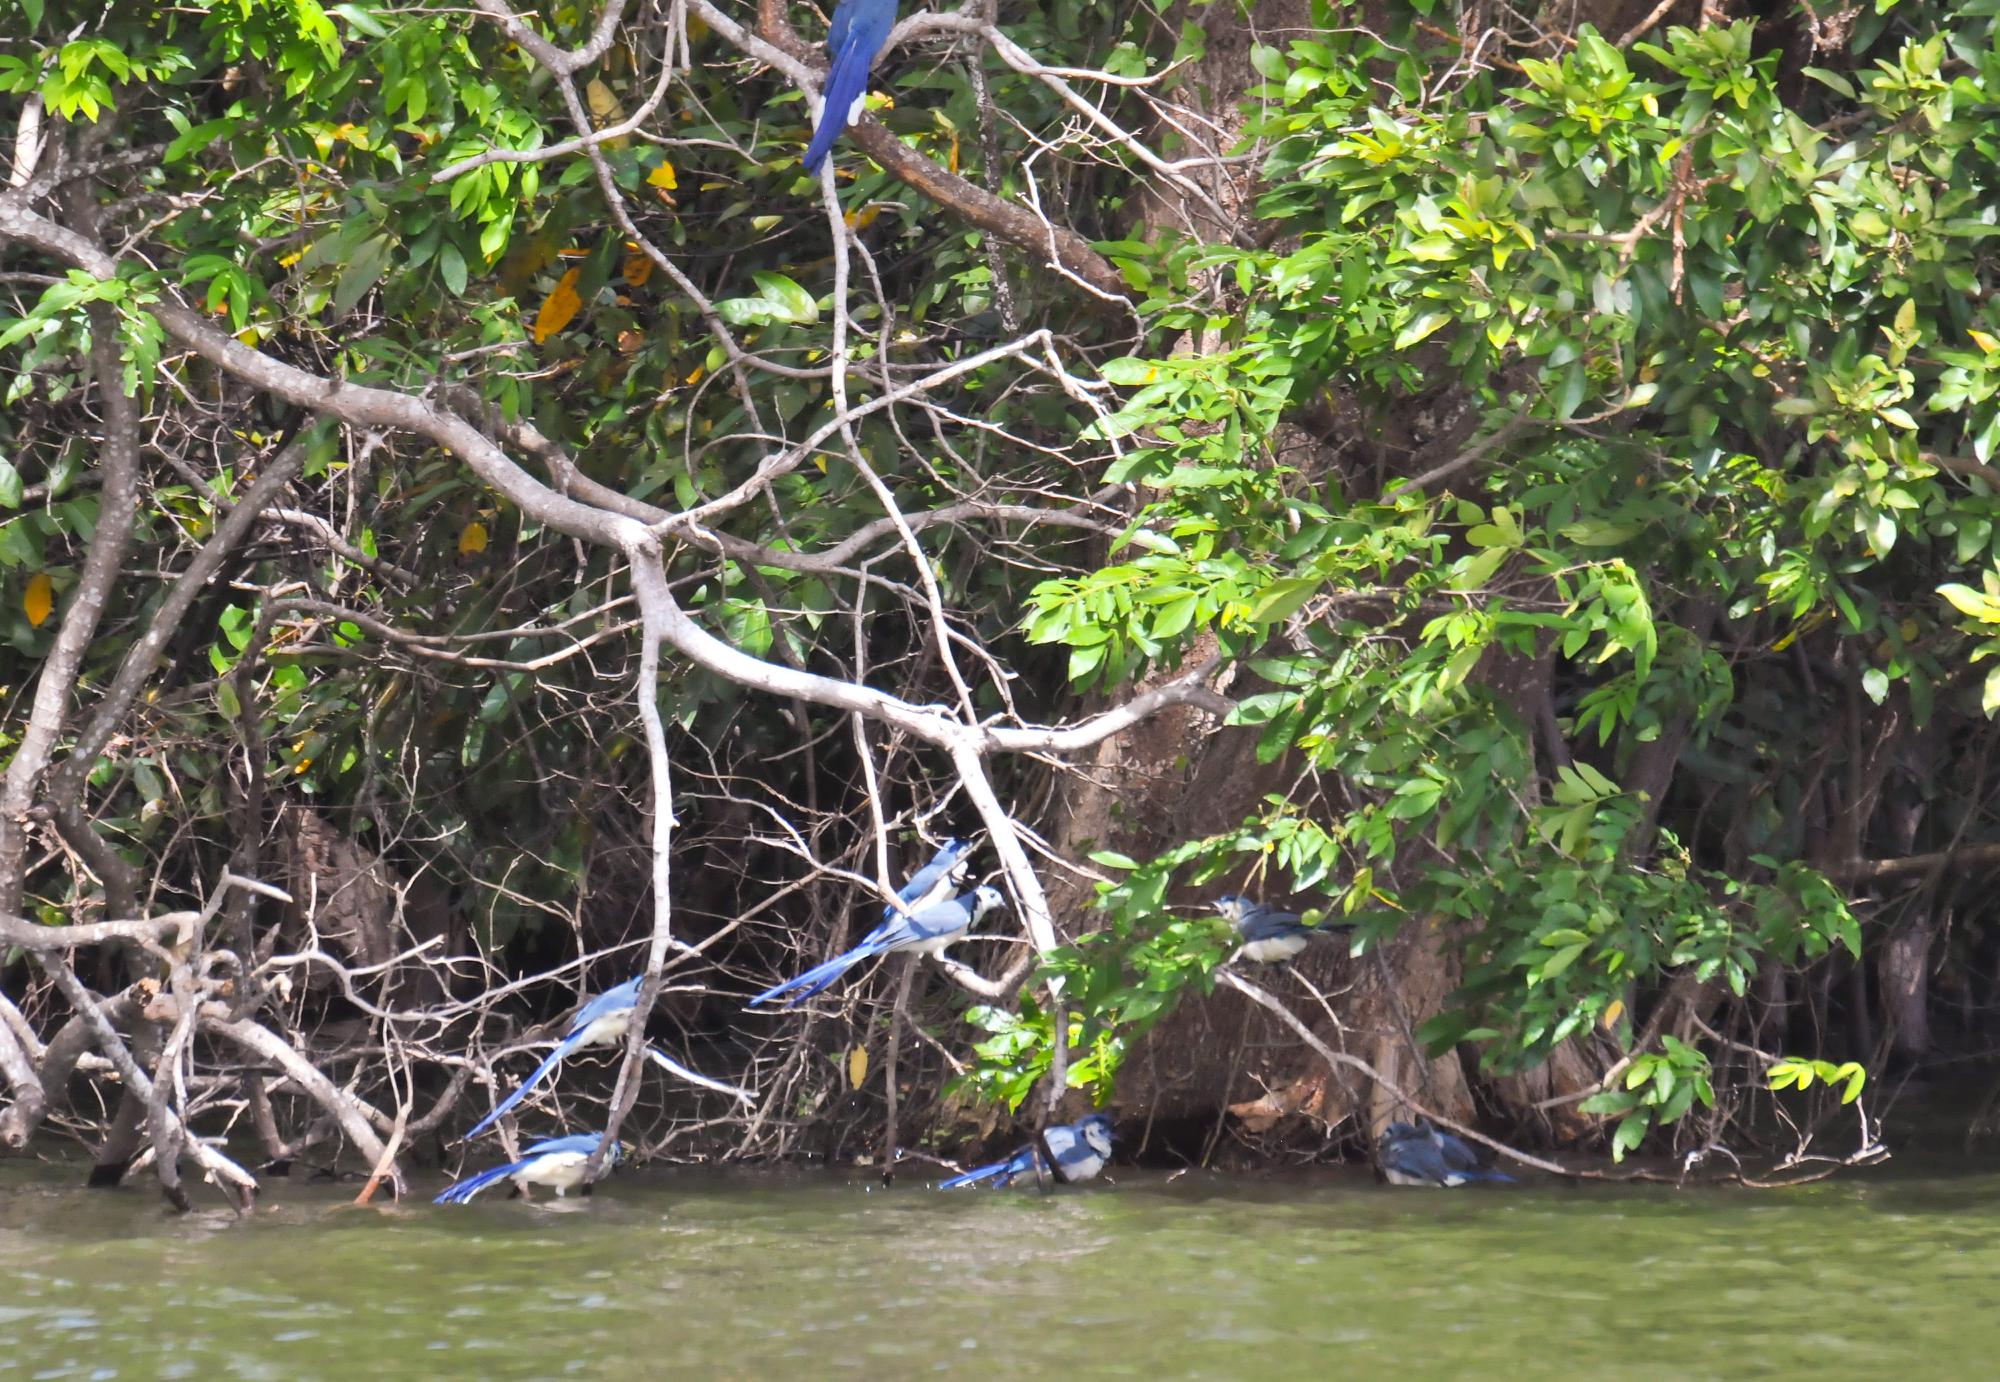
[459,521,489,556]
[23,572,53,627]
[843,205,883,231]
[1601,998,1625,1029]
[533,267,582,343]
[622,252,653,288]
[585,79,624,123]
[617,329,645,354]
[846,1045,868,1089]
[647,160,677,190]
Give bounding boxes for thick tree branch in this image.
[0,296,144,916]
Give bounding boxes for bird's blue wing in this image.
[881,840,967,925]
[520,1132,603,1160]
[1383,1130,1451,1184]
[462,1042,571,1141]
[881,895,974,952]
[802,0,897,173]
[1239,907,1306,942]
[1428,1125,1515,1183]
[568,977,640,1037]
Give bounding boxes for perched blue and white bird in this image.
[802,0,898,174]
[1214,895,1350,964]
[434,1133,622,1205]
[1378,1119,1516,1186]
[939,1114,1116,1190]
[880,837,973,926]
[463,976,755,1141]
[748,884,1005,1008]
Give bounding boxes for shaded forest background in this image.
[4,0,2000,1200]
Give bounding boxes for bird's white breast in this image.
[1239,935,1309,963]
[520,1151,593,1193]
[574,1010,633,1050]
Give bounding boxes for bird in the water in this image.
[434,1133,623,1205]
[748,885,1005,1009]
[801,0,898,174]
[463,976,755,1141]
[1377,1119,1516,1186]
[938,1114,1115,1190]
[1213,895,1351,964]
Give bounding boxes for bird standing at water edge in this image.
[802,0,899,174]
[463,976,755,1141]
[435,1133,624,1205]
[1213,895,1351,964]
[938,1114,1116,1189]
[748,884,1005,1008]
[1377,1119,1516,1186]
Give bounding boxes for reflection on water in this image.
[3,1157,1998,1378]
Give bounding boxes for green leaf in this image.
[1539,942,1586,980]
[1100,357,1157,386]
[1394,311,1450,349]
[331,235,393,318]
[1611,1111,1648,1160]
[0,455,20,509]
[439,242,468,296]
[1248,577,1322,624]
[750,271,818,325]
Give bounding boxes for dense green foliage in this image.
[987,5,2000,1152]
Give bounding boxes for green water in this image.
[4,1157,1997,1378]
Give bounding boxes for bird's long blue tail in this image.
[747,943,880,1008]
[434,1158,526,1205]
[938,1148,1034,1190]
[463,1043,569,1141]
[938,1160,1015,1191]
[645,1046,757,1105]
[802,30,877,173]
[1465,1167,1517,1184]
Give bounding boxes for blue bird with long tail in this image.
[1378,1119,1516,1186]
[464,976,755,1141]
[1214,895,1353,965]
[748,884,1003,1009]
[939,1114,1115,1190]
[802,0,898,173]
[434,1133,623,1205]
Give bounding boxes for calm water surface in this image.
[4,1157,1999,1378]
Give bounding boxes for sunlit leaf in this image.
[533,267,583,343]
[23,571,53,627]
